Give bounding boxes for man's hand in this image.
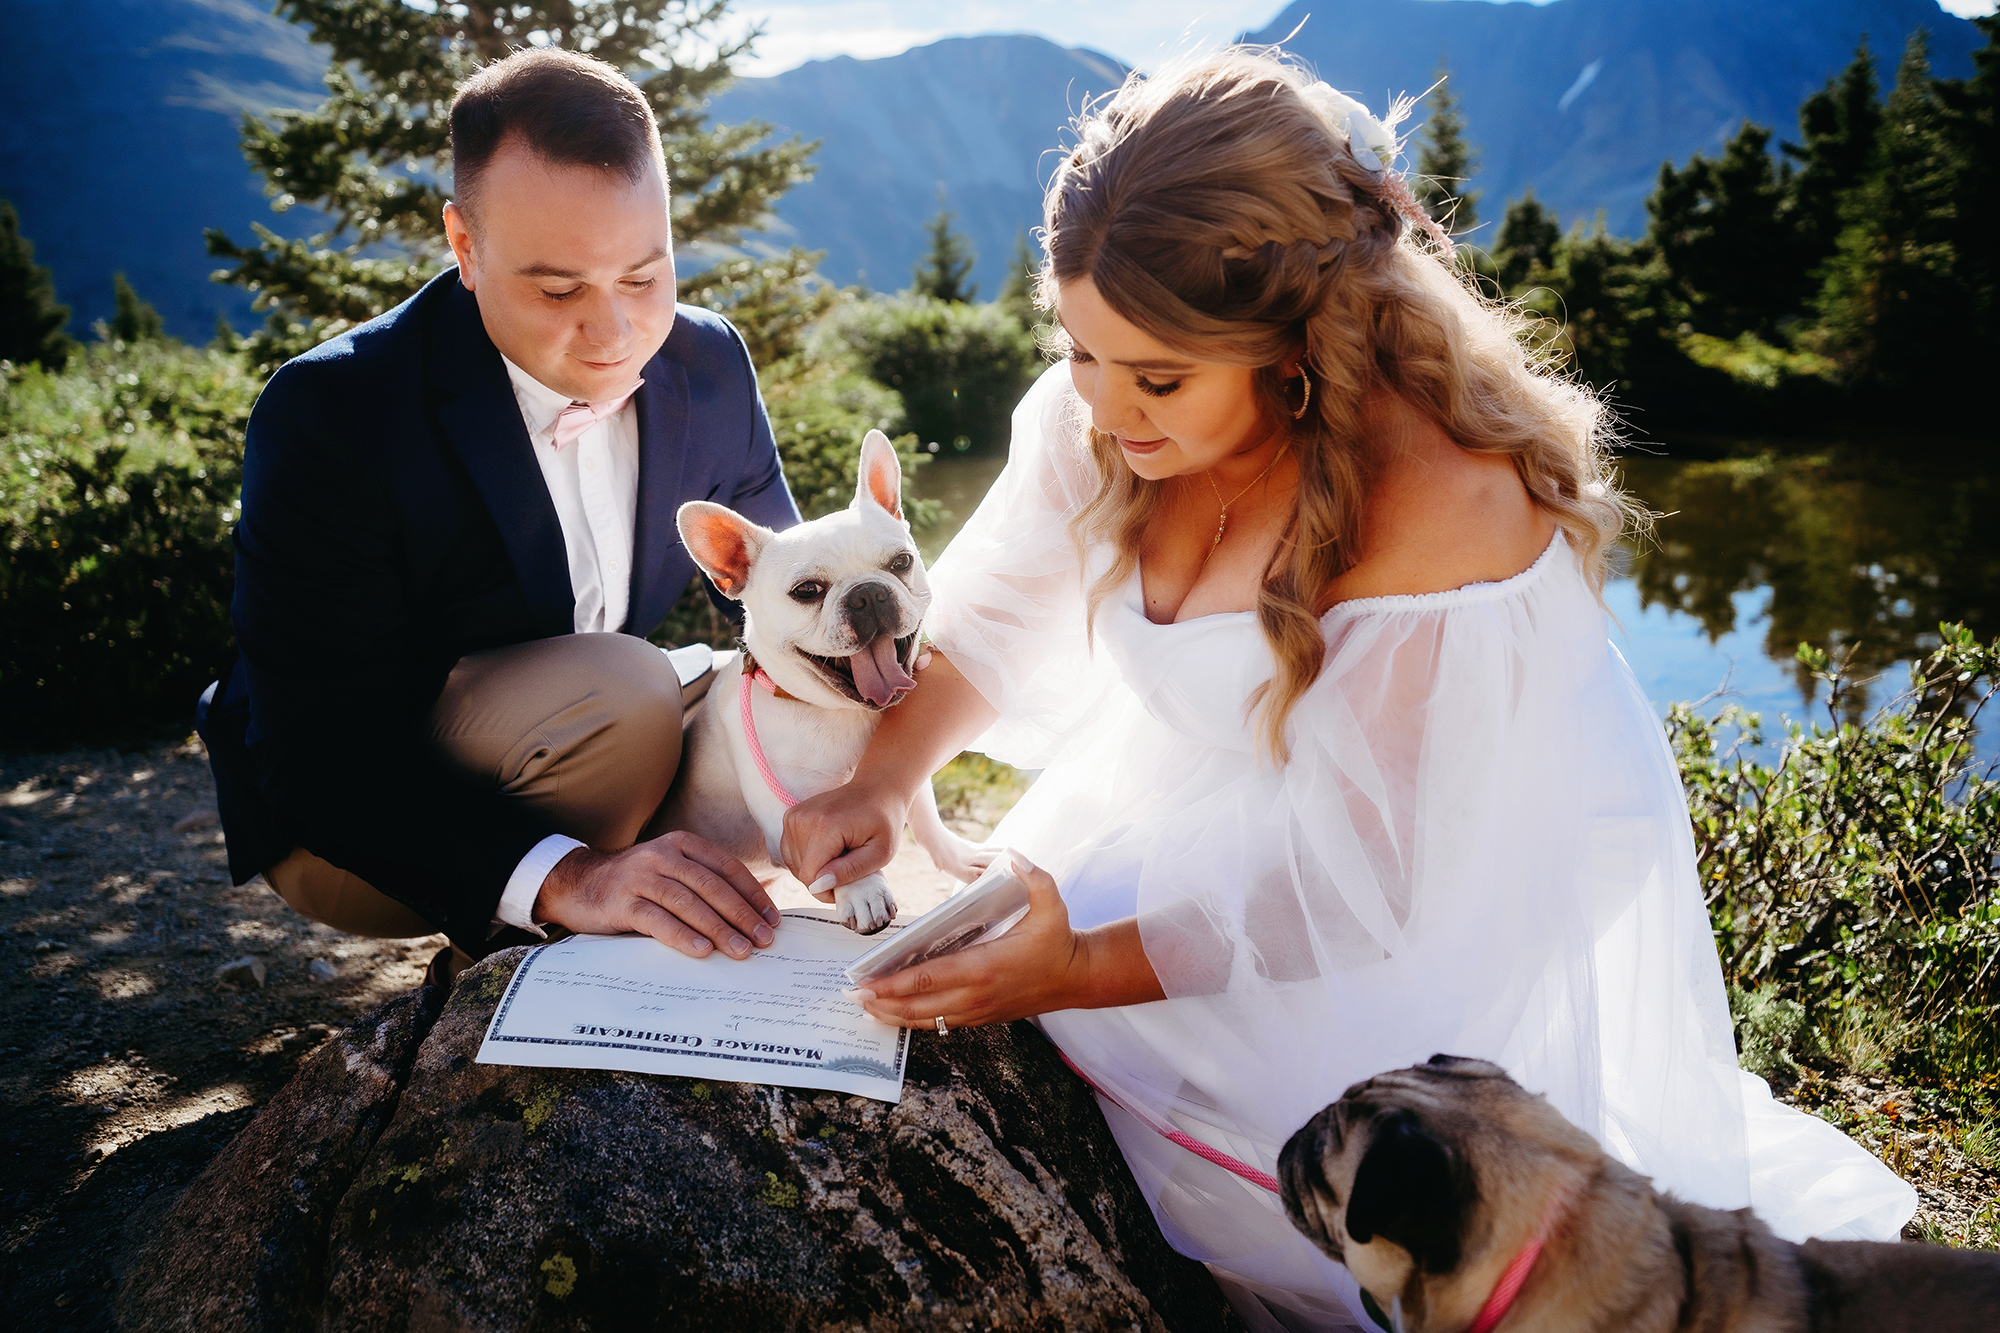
[535,831,780,959]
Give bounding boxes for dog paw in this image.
[835,879,898,935]
[933,843,1001,885]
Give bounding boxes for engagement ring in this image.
[935,1015,949,1034]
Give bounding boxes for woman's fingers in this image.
[849,850,1086,1029]
[1010,851,1063,904]
[780,791,900,893]
[851,974,992,1029]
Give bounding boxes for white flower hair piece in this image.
[1296,80,1454,253]
[1297,82,1399,177]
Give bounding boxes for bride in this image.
[781,50,1916,1331]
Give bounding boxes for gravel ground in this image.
[1,738,1992,1330]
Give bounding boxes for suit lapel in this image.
[627,356,691,637]
[427,280,574,639]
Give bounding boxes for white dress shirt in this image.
[501,355,641,634]
[492,357,643,933]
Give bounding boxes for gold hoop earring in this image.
[1291,367,1313,420]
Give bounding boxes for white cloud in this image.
[1937,0,1997,17]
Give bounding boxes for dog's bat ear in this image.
[1344,1108,1471,1275]
[854,429,903,522]
[677,501,772,599]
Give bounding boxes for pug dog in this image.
[663,429,994,933]
[1278,1055,2000,1333]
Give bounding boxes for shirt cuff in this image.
[494,834,586,937]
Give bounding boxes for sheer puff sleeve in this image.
[924,362,1122,766]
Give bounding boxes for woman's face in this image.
[1056,278,1280,481]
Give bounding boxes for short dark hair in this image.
[449,48,663,222]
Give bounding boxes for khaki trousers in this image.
[265,633,697,939]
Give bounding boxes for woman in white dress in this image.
[780,51,1916,1331]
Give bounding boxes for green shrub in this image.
[1729,982,1827,1088]
[762,352,934,525]
[819,296,1042,455]
[1672,624,2000,1089]
[1,339,259,743]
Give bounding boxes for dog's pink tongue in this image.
[848,636,916,707]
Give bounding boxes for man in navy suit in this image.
[198,48,796,980]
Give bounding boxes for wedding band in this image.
[935,1015,949,1035]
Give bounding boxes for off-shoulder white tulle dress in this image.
[923,365,1917,1332]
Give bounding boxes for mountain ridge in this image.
[705,35,1129,300]
[0,0,1983,341]
[1244,0,1984,243]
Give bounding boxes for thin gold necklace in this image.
[1202,445,1289,560]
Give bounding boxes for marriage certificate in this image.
[476,910,909,1102]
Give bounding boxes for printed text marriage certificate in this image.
[477,911,909,1102]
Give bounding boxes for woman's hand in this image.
[781,775,911,903]
[780,650,997,901]
[847,853,1167,1029]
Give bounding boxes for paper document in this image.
[476,911,910,1101]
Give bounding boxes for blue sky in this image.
[730,0,1996,76]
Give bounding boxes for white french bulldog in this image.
[663,430,995,933]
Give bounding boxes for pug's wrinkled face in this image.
[678,430,929,712]
[1278,1055,1600,1330]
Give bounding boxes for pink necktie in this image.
[549,379,643,450]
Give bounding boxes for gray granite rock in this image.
[121,946,1245,1332]
[117,986,445,1332]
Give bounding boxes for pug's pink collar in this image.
[1464,1190,1568,1333]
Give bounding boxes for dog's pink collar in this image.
[1464,1192,1566,1333]
[1062,1046,1561,1333]
[739,666,800,808]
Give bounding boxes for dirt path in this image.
[0,739,1990,1330]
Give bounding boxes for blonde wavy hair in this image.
[1038,49,1633,760]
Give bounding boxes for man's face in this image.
[443,137,676,403]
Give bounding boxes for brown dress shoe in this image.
[422,944,475,992]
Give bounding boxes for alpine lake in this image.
[909,428,2000,761]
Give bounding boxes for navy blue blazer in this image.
[198,269,799,951]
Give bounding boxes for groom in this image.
[198,48,794,977]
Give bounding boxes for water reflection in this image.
[1620,438,2000,719]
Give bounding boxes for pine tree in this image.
[911,205,977,304]
[1647,121,1797,336]
[1414,65,1481,235]
[0,200,74,371]
[109,273,165,343]
[206,1,818,373]
[1782,41,1882,273]
[1813,30,1962,391]
[995,230,1040,328]
[1929,15,1999,371]
[1494,190,1560,291]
